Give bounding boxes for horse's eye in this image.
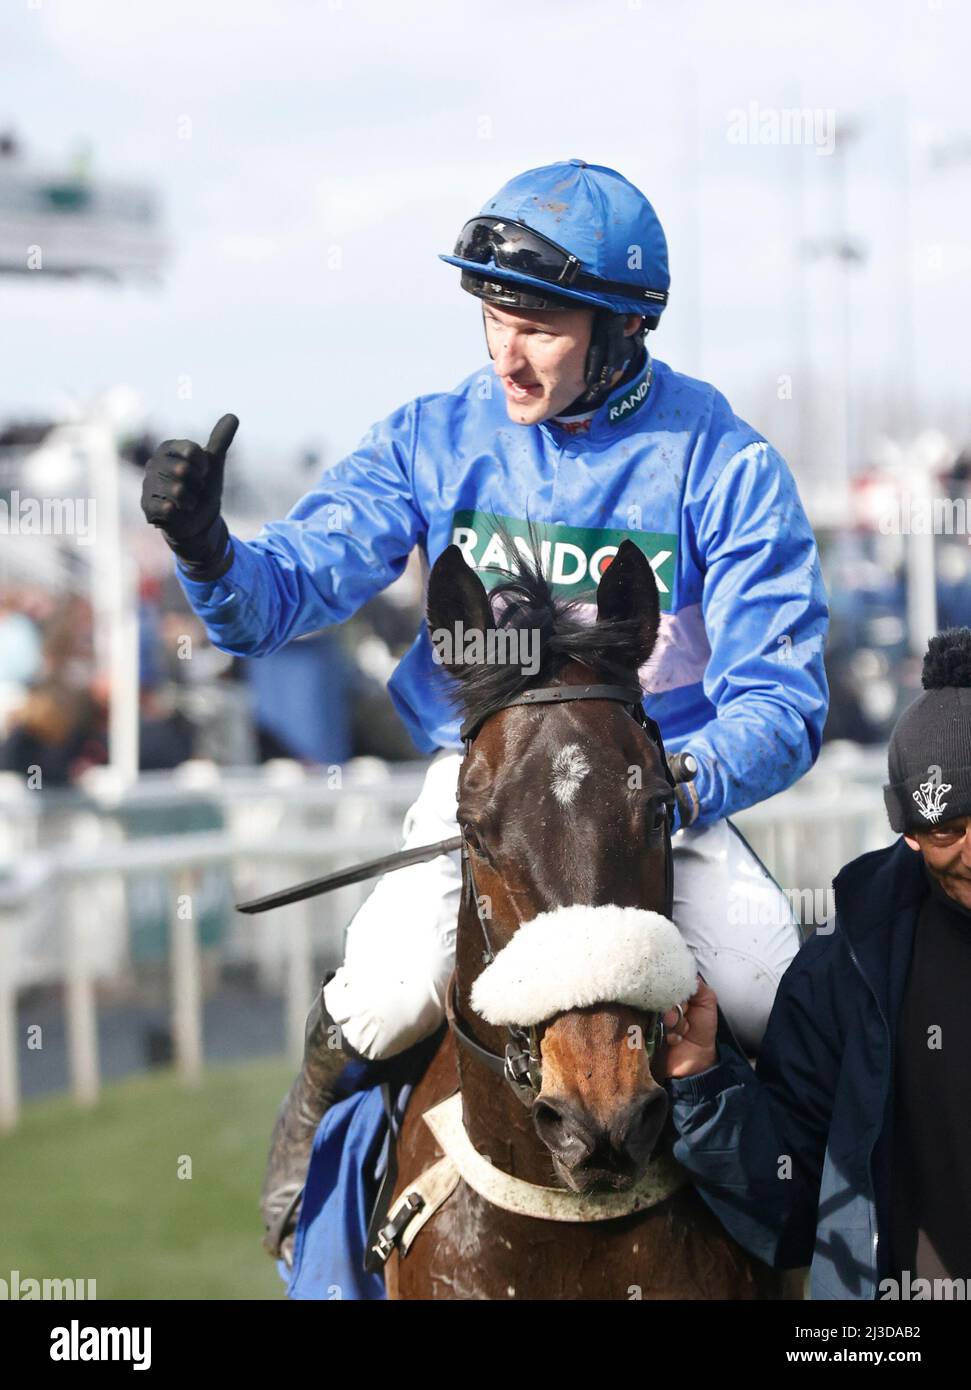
[648,801,670,834]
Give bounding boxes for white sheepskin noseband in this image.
[470,905,697,1028]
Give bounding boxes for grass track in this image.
[0,1058,296,1299]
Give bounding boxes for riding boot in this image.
[260,979,352,1268]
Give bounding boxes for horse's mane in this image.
[438,518,654,735]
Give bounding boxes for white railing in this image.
[0,757,433,861]
[0,758,432,1132]
[0,823,430,1133]
[0,744,892,1132]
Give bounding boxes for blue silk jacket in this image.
[177,350,829,826]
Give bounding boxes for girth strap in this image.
[369,1155,462,1267]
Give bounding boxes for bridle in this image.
[237,673,696,1274]
[233,677,695,1112]
[449,679,684,1109]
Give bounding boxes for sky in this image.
[1,0,969,510]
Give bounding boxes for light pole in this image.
[800,117,867,490]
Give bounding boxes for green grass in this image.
[0,1058,297,1299]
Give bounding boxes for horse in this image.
[379,531,782,1300]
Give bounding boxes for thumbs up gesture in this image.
[141,414,238,544]
[141,415,239,577]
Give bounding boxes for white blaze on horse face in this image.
[550,743,590,806]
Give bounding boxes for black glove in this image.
[141,414,239,579]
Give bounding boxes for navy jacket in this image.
[668,836,925,1300]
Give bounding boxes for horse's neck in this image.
[454,910,556,1187]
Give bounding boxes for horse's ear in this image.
[426,545,495,676]
[595,540,661,665]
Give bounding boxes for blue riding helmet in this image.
[439,159,670,324]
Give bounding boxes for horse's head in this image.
[426,527,695,1194]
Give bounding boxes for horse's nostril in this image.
[533,1098,595,1168]
[613,1089,669,1168]
[536,1091,669,1183]
[532,1099,560,1134]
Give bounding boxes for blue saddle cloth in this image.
[279,1031,444,1301]
[282,1075,388,1300]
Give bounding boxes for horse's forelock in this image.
[442,521,652,733]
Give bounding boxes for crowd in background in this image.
[3,434,971,790]
[0,507,424,788]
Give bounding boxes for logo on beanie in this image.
[913,778,952,823]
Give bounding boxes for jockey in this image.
[141,159,829,1265]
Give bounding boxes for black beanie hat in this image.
[884,628,971,834]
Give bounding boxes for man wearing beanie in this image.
[661,628,971,1300]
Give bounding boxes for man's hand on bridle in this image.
[660,977,719,1080]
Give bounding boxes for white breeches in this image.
[323,752,800,1060]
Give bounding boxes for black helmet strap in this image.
[575,309,645,407]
